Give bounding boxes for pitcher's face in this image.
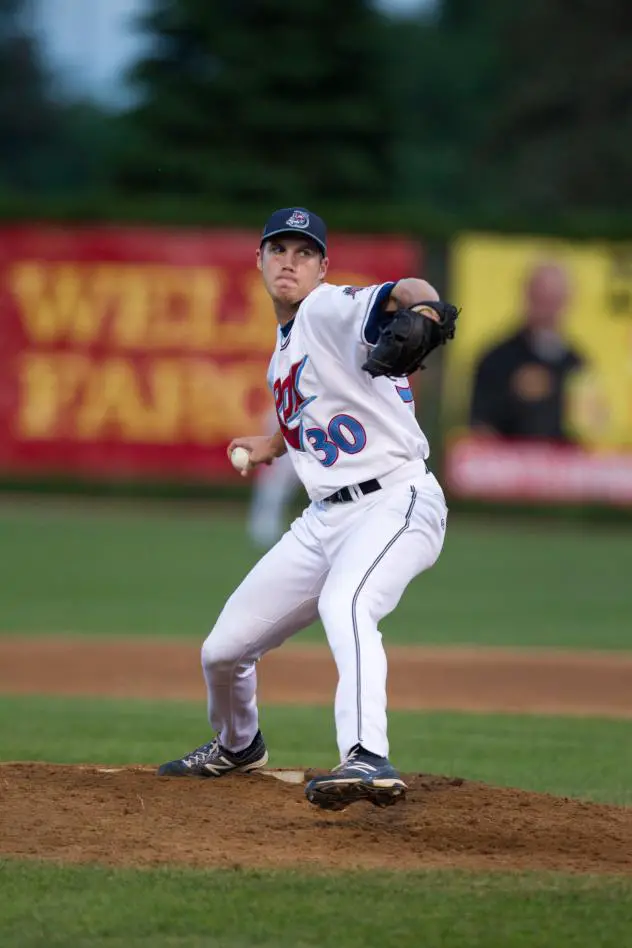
[257,236,328,307]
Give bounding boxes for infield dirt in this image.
[1,636,631,717]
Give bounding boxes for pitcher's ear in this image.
[256,247,263,271]
[320,255,329,280]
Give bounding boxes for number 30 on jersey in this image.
[273,358,367,467]
[303,414,366,467]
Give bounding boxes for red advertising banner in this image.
[0,224,419,483]
[445,433,632,506]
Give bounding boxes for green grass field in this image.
[2,861,631,948]
[2,499,631,648]
[2,498,631,947]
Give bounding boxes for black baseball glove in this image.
[362,300,459,379]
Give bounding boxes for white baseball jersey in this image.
[268,281,430,502]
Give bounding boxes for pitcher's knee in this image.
[201,628,240,673]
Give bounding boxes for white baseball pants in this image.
[201,459,448,761]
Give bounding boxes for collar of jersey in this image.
[280,317,294,338]
[278,284,328,347]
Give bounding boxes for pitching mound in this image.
[1,764,630,875]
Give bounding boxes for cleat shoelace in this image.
[332,747,361,772]
[185,740,218,766]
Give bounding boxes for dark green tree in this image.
[383,0,511,214]
[385,0,632,220]
[0,0,59,190]
[479,0,632,214]
[115,0,393,205]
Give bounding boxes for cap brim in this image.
[261,228,326,255]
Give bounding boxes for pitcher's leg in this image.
[201,513,327,752]
[202,579,320,752]
[318,486,447,761]
[158,513,327,776]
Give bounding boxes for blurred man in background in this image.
[470,261,585,442]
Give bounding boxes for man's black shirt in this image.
[470,329,584,441]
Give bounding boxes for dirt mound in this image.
[1,764,630,875]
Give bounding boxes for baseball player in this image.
[159,208,458,811]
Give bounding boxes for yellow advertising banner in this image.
[444,234,632,504]
[447,233,632,448]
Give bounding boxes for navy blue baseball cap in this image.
[260,207,327,255]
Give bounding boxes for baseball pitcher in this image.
[159,208,458,811]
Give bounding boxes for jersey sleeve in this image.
[307,282,396,346]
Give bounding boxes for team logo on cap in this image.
[286,209,309,229]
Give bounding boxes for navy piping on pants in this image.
[350,485,418,748]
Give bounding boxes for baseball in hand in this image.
[230,446,251,474]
